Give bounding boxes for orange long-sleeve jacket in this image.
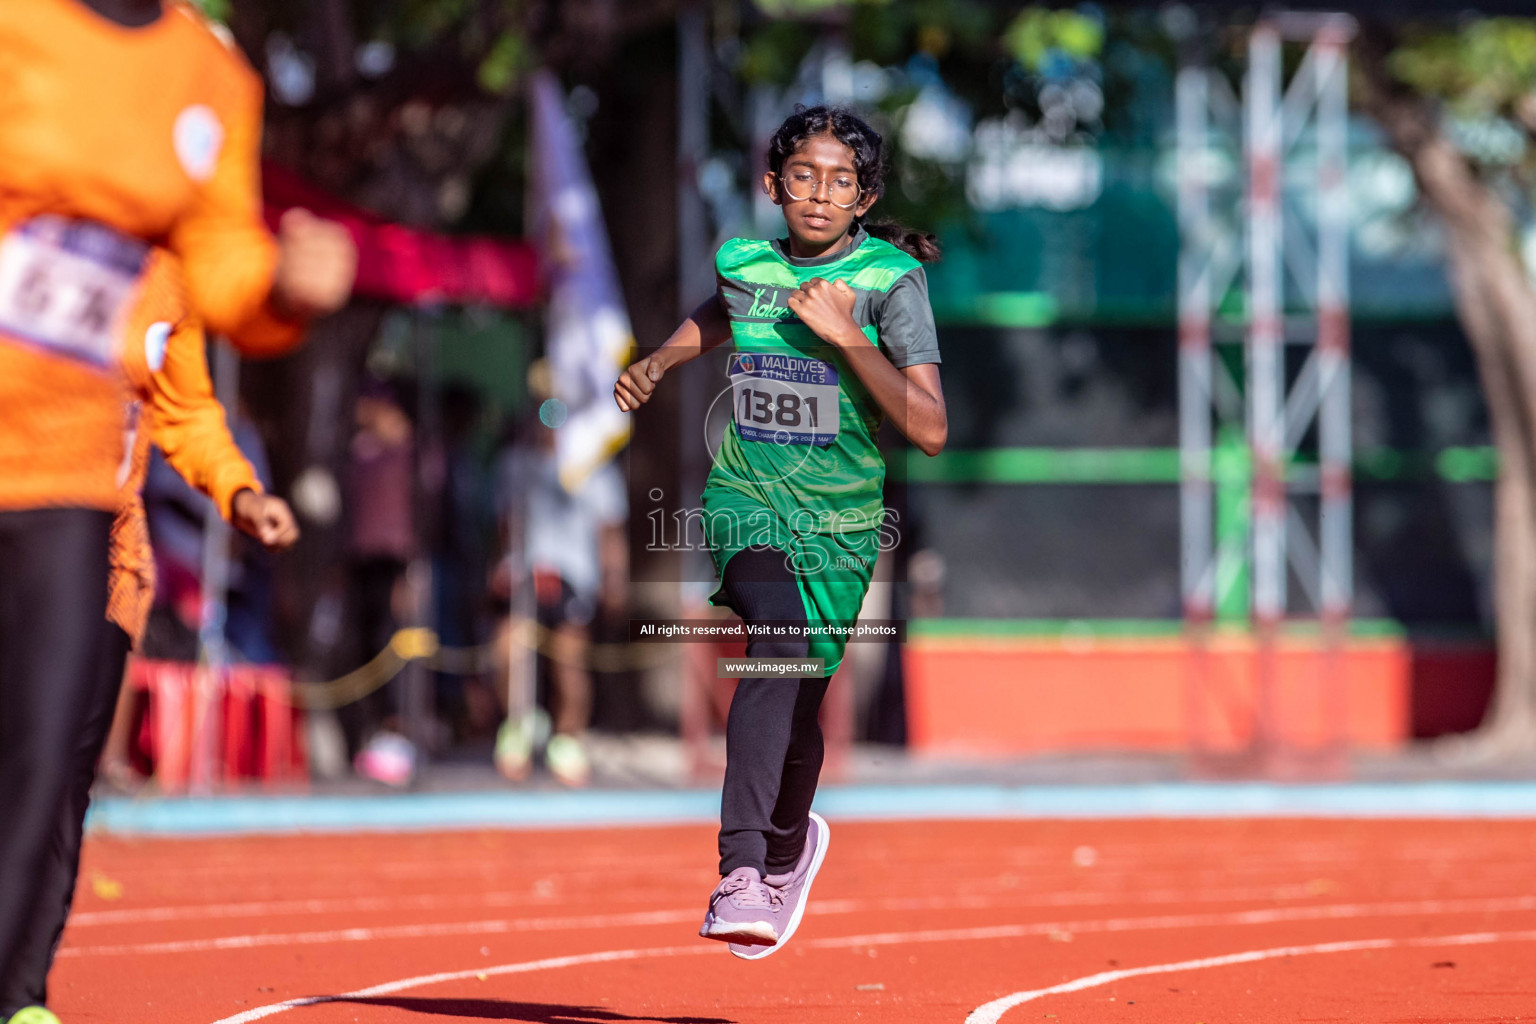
[0,0,300,513]
[109,249,263,645]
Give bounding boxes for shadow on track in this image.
[333,997,734,1023]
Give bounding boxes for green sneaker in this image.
[545,733,590,787]
[494,717,533,782]
[9,1007,62,1024]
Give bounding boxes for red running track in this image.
[54,819,1536,1023]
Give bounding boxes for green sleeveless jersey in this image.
[702,227,938,534]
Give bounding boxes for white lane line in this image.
[62,881,1363,928]
[58,909,703,958]
[803,894,1536,951]
[70,891,567,927]
[964,927,1536,1024]
[72,893,1536,959]
[205,943,715,1024]
[82,850,1536,913]
[206,924,1536,1024]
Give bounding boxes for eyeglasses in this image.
[778,171,861,209]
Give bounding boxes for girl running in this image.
[0,249,300,1022]
[614,105,946,959]
[0,4,351,1017]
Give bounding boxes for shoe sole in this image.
[729,811,830,961]
[701,917,778,945]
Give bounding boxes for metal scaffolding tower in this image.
[1178,14,1355,771]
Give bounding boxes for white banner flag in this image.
[528,69,635,492]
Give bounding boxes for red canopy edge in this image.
[262,161,542,309]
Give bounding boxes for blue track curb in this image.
[85,781,1536,836]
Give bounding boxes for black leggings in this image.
[0,620,130,1013]
[0,508,114,1014]
[716,545,828,877]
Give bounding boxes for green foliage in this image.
[751,0,888,17]
[1003,7,1104,72]
[738,19,819,85]
[847,3,907,65]
[843,0,1006,64]
[245,0,522,73]
[392,0,476,49]
[478,30,532,95]
[189,0,231,23]
[1389,19,1536,115]
[727,2,1159,240]
[747,0,994,68]
[905,0,994,56]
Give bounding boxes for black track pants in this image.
[0,508,112,1011]
[716,545,829,877]
[1,619,130,1013]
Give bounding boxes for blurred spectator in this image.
[433,383,492,740]
[909,548,946,619]
[491,364,628,786]
[137,402,281,663]
[102,401,282,787]
[342,378,418,783]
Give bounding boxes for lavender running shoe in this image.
[729,811,831,960]
[699,866,782,946]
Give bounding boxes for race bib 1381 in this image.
[730,351,840,447]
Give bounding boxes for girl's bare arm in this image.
[786,277,948,456]
[613,295,731,411]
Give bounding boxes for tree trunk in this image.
[1441,235,1536,757]
[1357,40,1536,755]
[1483,434,1536,751]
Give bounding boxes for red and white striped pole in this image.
[1177,60,1216,758]
[1315,22,1354,760]
[1246,23,1286,760]
[1178,63,1215,623]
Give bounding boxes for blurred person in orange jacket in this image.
[0,2,353,1015]
[0,249,301,1017]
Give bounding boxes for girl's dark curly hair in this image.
[766,104,941,263]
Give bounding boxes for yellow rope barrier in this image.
[287,618,681,711]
